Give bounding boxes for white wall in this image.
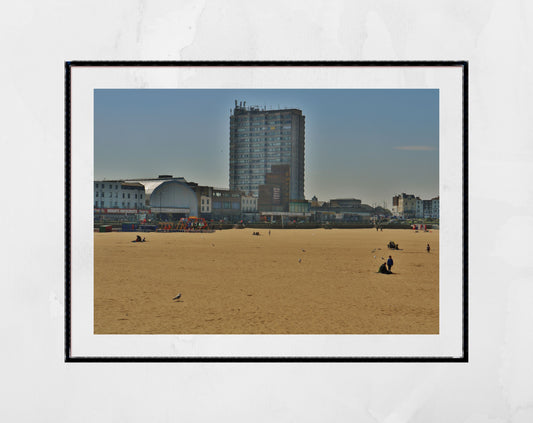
[149,181,198,216]
[4,1,533,422]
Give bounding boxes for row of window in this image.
[233,143,292,150]
[233,147,292,155]
[212,201,241,209]
[232,142,288,149]
[233,117,293,123]
[95,192,142,199]
[94,202,142,208]
[231,136,293,142]
[232,158,290,167]
[95,184,121,189]
[233,175,265,180]
[235,124,291,131]
[213,192,240,198]
[234,129,293,136]
[94,183,145,190]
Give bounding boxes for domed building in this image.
[126,176,198,220]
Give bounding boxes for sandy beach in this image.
[94,228,438,334]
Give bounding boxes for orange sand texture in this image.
[94,228,439,334]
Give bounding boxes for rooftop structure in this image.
[229,101,305,200]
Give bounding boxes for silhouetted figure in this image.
[379,262,392,274]
[387,256,394,272]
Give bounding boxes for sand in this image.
[94,228,438,334]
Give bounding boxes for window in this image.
[115,185,118,190]
[109,192,112,198]
[140,194,143,199]
[109,185,112,189]
[95,183,99,188]
[96,192,98,197]
[127,194,130,199]
[122,193,125,198]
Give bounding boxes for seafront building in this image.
[94,175,246,223]
[229,101,305,200]
[392,193,439,219]
[94,180,147,213]
[258,164,291,212]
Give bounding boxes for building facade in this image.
[125,176,199,219]
[94,180,146,210]
[258,164,290,212]
[241,194,258,213]
[392,193,439,219]
[210,188,242,222]
[229,101,305,200]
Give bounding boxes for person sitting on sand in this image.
[135,235,142,242]
[378,262,392,274]
[426,243,430,253]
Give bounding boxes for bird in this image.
[173,293,182,300]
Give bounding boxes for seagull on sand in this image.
[173,293,182,300]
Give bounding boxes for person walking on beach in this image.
[426,243,431,253]
[387,255,394,272]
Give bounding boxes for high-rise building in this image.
[258,164,290,212]
[229,101,305,200]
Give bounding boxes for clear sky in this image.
[94,89,439,207]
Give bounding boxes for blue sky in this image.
[94,89,439,207]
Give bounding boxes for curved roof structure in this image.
[126,178,198,216]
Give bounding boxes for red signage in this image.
[94,208,151,214]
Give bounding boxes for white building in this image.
[241,194,258,213]
[200,195,211,214]
[415,197,424,218]
[431,197,440,219]
[95,176,200,219]
[94,180,146,210]
[126,176,198,218]
[392,193,439,219]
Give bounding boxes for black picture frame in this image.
[65,60,468,362]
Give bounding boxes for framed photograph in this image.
[66,61,467,362]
